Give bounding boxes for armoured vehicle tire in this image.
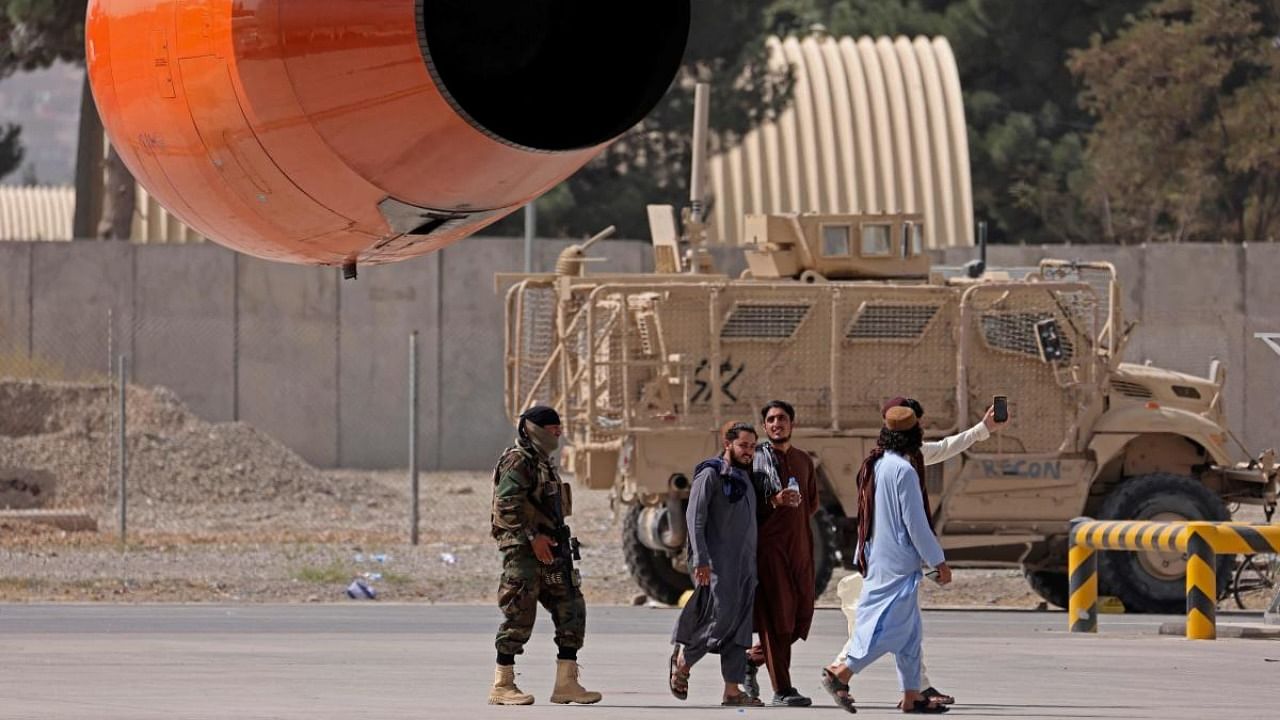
[1022,569,1068,609]
[1098,473,1231,613]
[622,504,692,605]
[812,507,839,597]
[622,503,841,604]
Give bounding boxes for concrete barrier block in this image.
[0,508,96,532]
[439,237,526,469]
[30,242,134,380]
[1142,245,1245,321]
[0,243,32,366]
[133,245,237,422]
[337,256,441,469]
[235,255,339,468]
[1128,321,1247,455]
[1244,244,1280,457]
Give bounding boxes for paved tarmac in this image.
[1,604,1276,719]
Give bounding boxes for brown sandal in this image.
[722,692,764,707]
[668,646,689,701]
[922,687,955,705]
[902,698,949,714]
[820,667,857,713]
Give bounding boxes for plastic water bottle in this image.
[787,476,799,505]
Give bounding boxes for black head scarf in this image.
[518,405,561,437]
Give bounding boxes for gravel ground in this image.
[1,380,1273,611]
[0,468,1049,607]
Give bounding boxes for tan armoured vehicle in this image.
[501,207,1279,613]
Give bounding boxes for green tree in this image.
[0,124,22,180]
[1070,0,1280,244]
[1,0,86,73]
[946,0,1153,244]
[769,0,949,38]
[1,0,134,239]
[489,0,795,239]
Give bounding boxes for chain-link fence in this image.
[1,311,115,533]
[0,308,502,546]
[0,239,670,603]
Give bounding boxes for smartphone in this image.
[993,395,1008,423]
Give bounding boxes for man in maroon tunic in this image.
[744,400,818,707]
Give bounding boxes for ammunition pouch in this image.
[560,481,573,518]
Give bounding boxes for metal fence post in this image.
[1068,518,1097,633]
[409,331,419,546]
[523,202,536,273]
[105,308,114,519]
[117,353,128,547]
[1266,581,1280,626]
[1184,523,1217,640]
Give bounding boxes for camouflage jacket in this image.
[490,439,568,549]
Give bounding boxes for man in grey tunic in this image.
[668,422,764,707]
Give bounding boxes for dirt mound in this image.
[0,378,325,508]
[0,379,191,438]
[128,422,322,503]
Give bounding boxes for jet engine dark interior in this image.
[420,1,692,151]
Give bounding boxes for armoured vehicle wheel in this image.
[622,504,842,604]
[1098,473,1231,613]
[622,504,692,605]
[1022,569,1068,609]
[812,507,839,596]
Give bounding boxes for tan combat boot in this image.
[489,664,535,705]
[550,659,602,704]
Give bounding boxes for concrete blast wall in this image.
[940,243,1280,460]
[0,239,1275,469]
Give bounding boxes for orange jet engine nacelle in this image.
[85,1,690,269]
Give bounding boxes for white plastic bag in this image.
[836,572,864,635]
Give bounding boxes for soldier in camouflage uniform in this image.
[489,405,602,706]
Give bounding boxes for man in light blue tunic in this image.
[830,397,1007,707]
[820,406,951,714]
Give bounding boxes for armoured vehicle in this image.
[501,207,1278,613]
[501,82,1277,612]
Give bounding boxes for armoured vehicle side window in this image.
[906,222,924,256]
[822,224,852,257]
[860,223,892,256]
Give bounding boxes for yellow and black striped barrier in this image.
[1068,518,1280,640]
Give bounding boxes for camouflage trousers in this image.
[495,544,587,656]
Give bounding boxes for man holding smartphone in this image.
[820,406,951,714]
[907,396,1006,468]
[830,396,1009,708]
